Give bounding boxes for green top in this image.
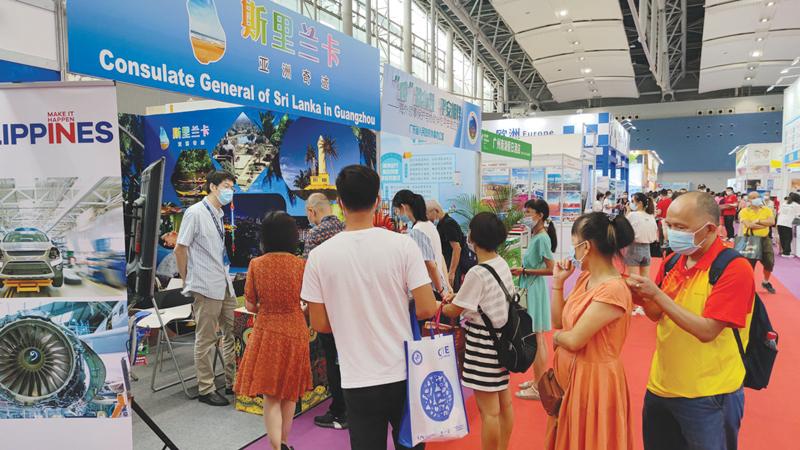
[521,231,554,331]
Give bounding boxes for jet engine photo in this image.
[0,313,106,417]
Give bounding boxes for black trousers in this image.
[778,225,794,256]
[319,333,346,417]
[343,380,424,450]
[724,215,736,239]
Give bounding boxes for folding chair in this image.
[135,288,223,399]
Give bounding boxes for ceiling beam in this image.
[439,0,539,106]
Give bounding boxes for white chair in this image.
[135,287,223,399]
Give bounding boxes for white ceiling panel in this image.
[491,0,622,33]
[516,22,629,60]
[534,51,635,82]
[701,30,800,68]
[698,62,789,93]
[548,77,638,103]
[704,0,800,40]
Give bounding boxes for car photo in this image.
[0,228,64,288]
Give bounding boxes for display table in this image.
[233,307,330,416]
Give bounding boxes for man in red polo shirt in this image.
[627,192,755,450]
[656,189,672,250]
[720,187,738,241]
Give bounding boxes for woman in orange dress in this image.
[234,212,312,450]
[545,212,636,450]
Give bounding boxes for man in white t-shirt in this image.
[302,165,438,450]
[603,191,615,215]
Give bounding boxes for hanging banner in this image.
[66,0,380,129]
[381,65,481,151]
[0,83,131,450]
[481,130,531,161]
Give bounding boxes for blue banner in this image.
[381,65,481,151]
[67,0,380,129]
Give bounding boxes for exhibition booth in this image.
[782,77,800,194]
[628,150,663,194]
[730,143,783,194]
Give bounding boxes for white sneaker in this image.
[781,254,794,258]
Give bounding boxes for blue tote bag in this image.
[398,304,469,447]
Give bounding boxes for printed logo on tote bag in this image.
[420,371,455,422]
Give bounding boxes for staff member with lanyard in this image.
[175,171,238,407]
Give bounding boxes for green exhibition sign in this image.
[481,130,531,161]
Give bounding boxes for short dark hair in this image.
[204,170,235,193]
[660,189,668,196]
[392,190,428,222]
[689,192,721,223]
[572,212,635,257]
[468,212,507,252]
[260,211,299,254]
[605,191,612,197]
[336,165,379,212]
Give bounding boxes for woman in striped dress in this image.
[442,212,514,450]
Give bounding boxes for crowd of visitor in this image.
[175,169,795,450]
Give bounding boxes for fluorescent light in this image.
[751,50,762,57]
[793,57,800,66]
[767,85,775,92]
[559,9,568,17]
[781,68,790,74]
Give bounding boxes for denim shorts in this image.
[624,242,652,267]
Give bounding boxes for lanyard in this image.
[202,200,225,243]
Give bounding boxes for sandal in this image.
[515,386,541,400]
[518,380,535,390]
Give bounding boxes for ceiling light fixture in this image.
[572,41,580,45]
[579,56,586,61]
[781,68,789,74]
[751,50,762,57]
[582,68,592,74]
[760,18,769,23]
[567,27,574,32]
[745,76,753,81]
[767,1,775,6]
[748,65,756,70]
[559,9,568,17]
[591,89,598,93]
[589,80,595,84]
[756,37,764,42]
[792,57,800,66]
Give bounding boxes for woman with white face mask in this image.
[624,193,659,278]
[545,212,636,450]
[511,199,558,400]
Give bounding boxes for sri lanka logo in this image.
[0,111,114,146]
[467,111,479,145]
[412,350,423,366]
[187,0,227,65]
[420,371,455,422]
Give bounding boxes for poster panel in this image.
[67,0,380,129]
[382,65,481,151]
[0,84,131,449]
[142,106,377,269]
[481,167,510,199]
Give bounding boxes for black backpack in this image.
[477,264,537,373]
[459,242,478,273]
[663,248,778,390]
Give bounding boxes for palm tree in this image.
[293,169,311,190]
[352,127,377,169]
[321,135,339,171]
[261,112,293,188]
[305,144,318,176]
[452,185,525,268]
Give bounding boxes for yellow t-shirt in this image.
[738,207,773,237]
[648,241,755,398]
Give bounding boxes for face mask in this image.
[667,223,710,256]
[568,241,588,268]
[217,188,234,206]
[750,198,764,207]
[399,215,414,226]
[630,202,639,211]
[521,217,537,228]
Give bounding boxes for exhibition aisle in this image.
[241,257,800,450]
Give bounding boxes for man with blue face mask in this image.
[739,191,777,294]
[176,170,238,406]
[626,192,755,450]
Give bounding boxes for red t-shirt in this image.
[655,238,755,327]
[721,194,738,216]
[656,197,672,219]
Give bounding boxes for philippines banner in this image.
[66,0,380,129]
[382,65,481,150]
[0,83,132,450]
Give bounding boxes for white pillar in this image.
[445,29,454,92]
[365,0,372,45]
[471,37,478,99]
[429,3,437,85]
[476,64,484,105]
[342,0,353,36]
[503,71,509,113]
[403,0,412,73]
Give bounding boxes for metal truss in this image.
[626,0,687,99]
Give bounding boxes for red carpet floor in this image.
[429,260,800,450]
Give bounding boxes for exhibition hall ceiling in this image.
[455,0,798,110]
